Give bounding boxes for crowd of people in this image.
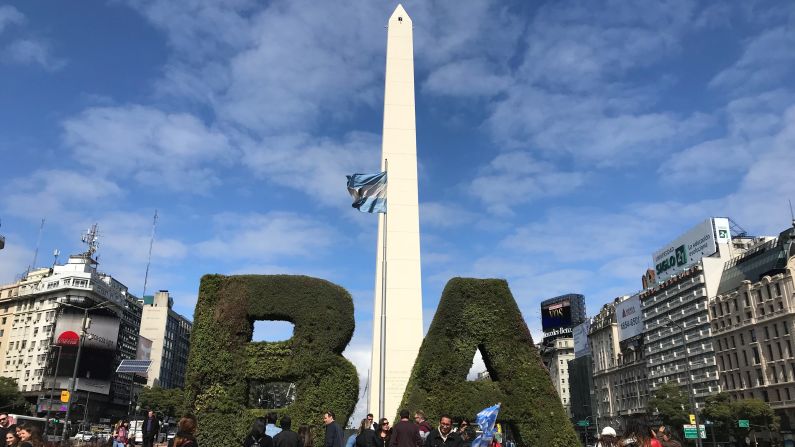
[594,419,683,447]
[0,413,45,447]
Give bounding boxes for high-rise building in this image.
[0,253,143,420]
[540,294,586,416]
[138,290,192,389]
[710,224,795,430]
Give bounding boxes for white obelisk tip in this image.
[389,4,412,25]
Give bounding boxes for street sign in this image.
[60,390,70,403]
[576,420,590,427]
[689,414,696,425]
[684,425,707,439]
[739,419,750,428]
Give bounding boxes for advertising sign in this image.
[652,218,730,283]
[542,299,572,335]
[54,312,119,350]
[573,321,591,358]
[616,294,644,342]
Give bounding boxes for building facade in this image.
[711,225,795,429]
[138,290,192,389]
[540,337,575,417]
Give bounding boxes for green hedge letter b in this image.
[185,274,359,447]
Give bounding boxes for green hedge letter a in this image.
[185,274,359,447]
[399,278,579,447]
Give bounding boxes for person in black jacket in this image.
[355,418,378,447]
[245,417,274,447]
[424,415,460,447]
[142,410,160,447]
[274,416,300,447]
[323,411,343,447]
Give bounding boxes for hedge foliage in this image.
[399,278,579,447]
[185,274,359,447]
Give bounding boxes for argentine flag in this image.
[346,171,387,213]
[471,403,501,447]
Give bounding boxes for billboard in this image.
[616,294,643,342]
[652,218,731,283]
[50,309,120,395]
[572,320,591,358]
[542,299,573,342]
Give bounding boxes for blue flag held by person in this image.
[471,403,501,447]
[346,171,387,213]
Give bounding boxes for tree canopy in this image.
[647,381,689,428]
[138,386,188,419]
[0,377,28,413]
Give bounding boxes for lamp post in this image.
[44,344,63,438]
[664,316,702,447]
[59,299,113,442]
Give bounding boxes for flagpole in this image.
[379,159,388,419]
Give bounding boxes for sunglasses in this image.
[382,422,390,426]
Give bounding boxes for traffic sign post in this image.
[739,420,750,428]
[577,420,590,427]
[60,390,70,403]
[684,425,707,439]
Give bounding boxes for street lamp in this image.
[44,344,63,438]
[663,316,702,447]
[58,298,114,442]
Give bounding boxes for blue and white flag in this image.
[471,403,500,447]
[346,171,387,213]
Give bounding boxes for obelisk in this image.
[369,4,423,420]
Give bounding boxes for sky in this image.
[1,0,795,421]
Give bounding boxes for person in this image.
[414,412,432,441]
[244,418,273,447]
[596,427,618,447]
[5,431,20,447]
[367,414,378,432]
[113,420,129,447]
[376,419,391,447]
[424,415,460,447]
[323,411,343,447]
[454,419,474,447]
[142,410,160,447]
[389,409,422,447]
[171,414,199,447]
[297,425,314,447]
[274,416,300,447]
[621,418,661,447]
[656,426,682,447]
[267,412,282,439]
[0,415,16,447]
[355,418,378,447]
[16,425,42,447]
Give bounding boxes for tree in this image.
[0,377,29,413]
[647,381,689,429]
[138,386,187,419]
[703,392,779,443]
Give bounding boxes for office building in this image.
[138,290,192,389]
[540,294,586,416]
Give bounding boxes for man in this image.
[324,411,344,447]
[390,409,422,447]
[657,426,682,447]
[274,415,300,447]
[414,411,432,440]
[0,413,16,443]
[424,415,460,447]
[142,410,160,447]
[267,412,283,438]
[367,414,378,431]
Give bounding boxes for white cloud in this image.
[420,202,478,228]
[0,5,25,33]
[469,151,585,214]
[0,238,32,285]
[195,212,336,261]
[710,27,795,94]
[62,105,234,193]
[4,38,66,71]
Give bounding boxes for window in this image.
[745,292,751,307]
[765,327,771,340]
[751,329,757,342]
[740,333,745,345]
[753,347,761,364]
[758,290,764,304]
[778,342,784,359]
[743,350,749,367]
[775,283,782,297]
[768,344,775,360]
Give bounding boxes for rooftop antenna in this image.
[142,210,158,299]
[789,199,794,228]
[81,223,100,259]
[28,218,46,273]
[0,218,5,250]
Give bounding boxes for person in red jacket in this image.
[414,411,432,441]
[389,410,422,447]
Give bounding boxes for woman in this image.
[596,427,619,447]
[297,425,314,447]
[456,418,475,447]
[16,425,42,447]
[621,419,661,447]
[114,420,129,447]
[5,431,20,447]
[244,418,272,447]
[376,419,391,447]
[172,414,199,447]
[355,418,377,447]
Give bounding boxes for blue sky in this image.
[1,0,794,413]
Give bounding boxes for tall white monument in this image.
[369,4,424,420]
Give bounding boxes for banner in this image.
[616,294,643,342]
[573,321,591,358]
